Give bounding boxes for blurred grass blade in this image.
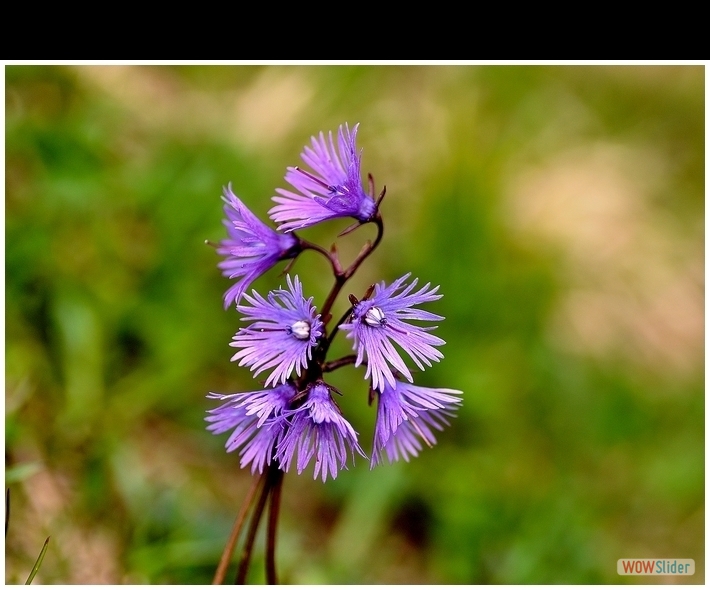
[25,537,50,585]
[5,463,42,485]
[5,489,9,537]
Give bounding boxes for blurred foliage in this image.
[5,65,704,583]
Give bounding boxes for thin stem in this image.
[320,215,384,322]
[265,466,285,584]
[212,474,265,585]
[323,355,357,373]
[320,275,346,326]
[298,238,341,276]
[235,467,275,584]
[343,216,385,279]
[324,305,354,352]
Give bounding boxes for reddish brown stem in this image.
[265,467,285,584]
[320,214,384,322]
[298,238,341,276]
[213,474,265,585]
[235,468,274,584]
[323,305,354,353]
[323,355,358,373]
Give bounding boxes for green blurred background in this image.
[5,65,704,584]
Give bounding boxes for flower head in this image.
[341,273,445,392]
[269,123,377,232]
[230,275,324,387]
[206,383,296,474]
[371,379,462,468]
[217,185,300,308]
[277,382,366,482]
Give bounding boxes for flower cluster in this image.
[208,123,462,482]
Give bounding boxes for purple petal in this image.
[370,380,462,468]
[341,273,446,392]
[276,383,366,481]
[229,275,324,386]
[269,123,377,232]
[217,185,299,308]
[205,384,296,474]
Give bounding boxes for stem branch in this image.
[320,215,384,322]
[298,238,340,276]
[323,355,358,373]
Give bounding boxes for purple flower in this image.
[277,382,366,482]
[206,383,296,474]
[269,123,377,232]
[229,275,324,387]
[217,184,300,308]
[341,273,445,392]
[370,379,462,468]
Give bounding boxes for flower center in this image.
[364,306,387,327]
[288,320,311,340]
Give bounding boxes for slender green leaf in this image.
[25,537,50,585]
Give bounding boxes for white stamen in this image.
[289,320,311,340]
[364,306,386,327]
